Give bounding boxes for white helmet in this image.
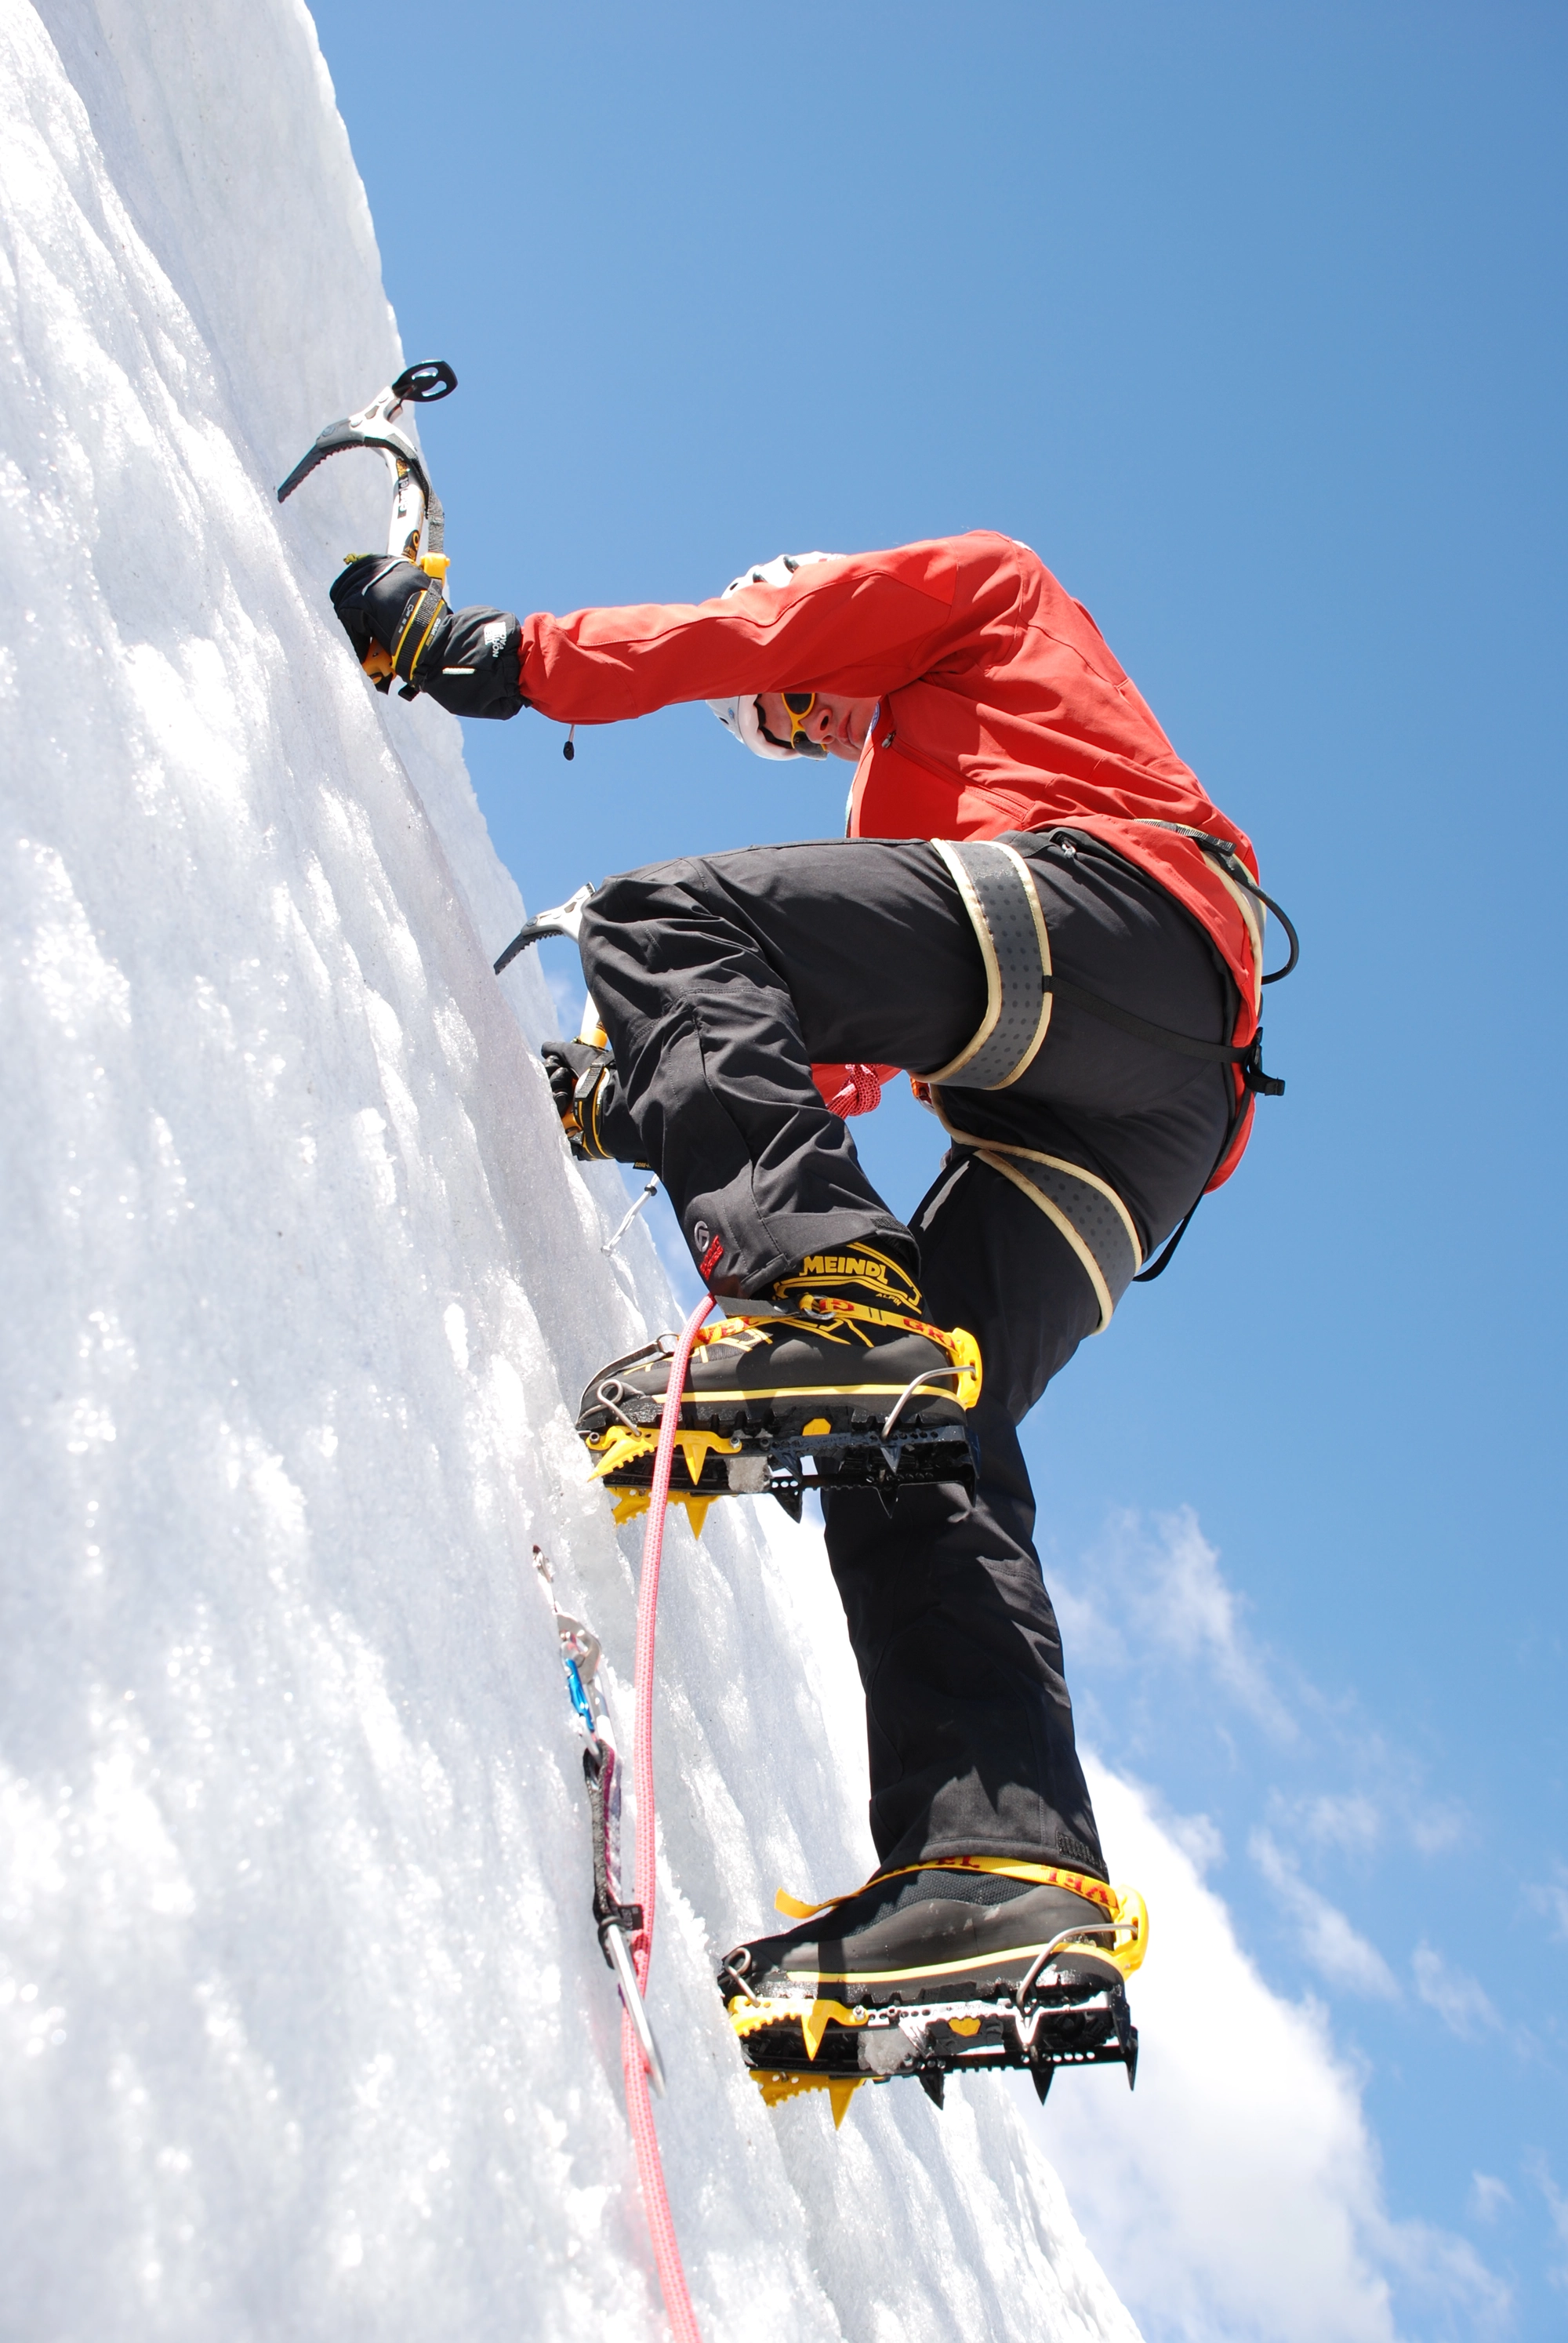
[707,551,837,757]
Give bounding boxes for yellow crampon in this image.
[725,1870,1149,2128]
[581,1299,982,1538]
[586,1423,741,1539]
[729,1996,872,2127]
[586,1422,742,1485]
[608,1486,719,1538]
[729,1995,865,2061]
[746,2069,866,2127]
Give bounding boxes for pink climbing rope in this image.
[623,1289,713,2343]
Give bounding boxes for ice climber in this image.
[330,531,1290,2036]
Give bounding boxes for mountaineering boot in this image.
[574,1247,983,1524]
[717,1861,1127,2011]
[579,1244,977,1438]
[717,1858,1147,2116]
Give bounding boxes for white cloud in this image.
[1371,2217,1512,2330]
[1407,1798,1467,1855]
[1469,2172,1512,2222]
[1526,1865,1568,1942]
[1276,1789,1381,1854]
[1061,1514,1483,1913]
[1250,1829,1400,1999]
[1533,2159,1568,2290]
[1411,1944,1500,2039]
[1057,1507,1294,1735]
[1164,1808,1226,1876]
[1040,1762,1502,2343]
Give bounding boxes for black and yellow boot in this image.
[575,1245,982,1528]
[717,1858,1147,2112]
[720,1862,1128,2008]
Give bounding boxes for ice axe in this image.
[278,361,458,685]
[491,885,612,1119]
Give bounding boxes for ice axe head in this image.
[276,359,458,568]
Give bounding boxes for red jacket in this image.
[519,532,1267,1186]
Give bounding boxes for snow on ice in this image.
[0,3,1141,2336]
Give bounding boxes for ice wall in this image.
[0,4,1140,2337]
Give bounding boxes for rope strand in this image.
[622,1290,713,2341]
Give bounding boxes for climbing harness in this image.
[935,1125,1144,1332]
[924,838,1057,1089]
[929,831,1291,1097]
[1132,817,1301,986]
[922,827,1299,1300]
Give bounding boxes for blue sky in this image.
[306,5,1565,2333]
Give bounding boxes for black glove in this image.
[541,1040,645,1164]
[329,555,528,720]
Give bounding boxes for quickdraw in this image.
[532,1546,664,2095]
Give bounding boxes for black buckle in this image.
[1242,1033,1286,1097]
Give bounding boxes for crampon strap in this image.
[713,1299,984,1409]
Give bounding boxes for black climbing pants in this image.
[578,833,1236,1879]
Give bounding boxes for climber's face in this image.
[754,691,878,763]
